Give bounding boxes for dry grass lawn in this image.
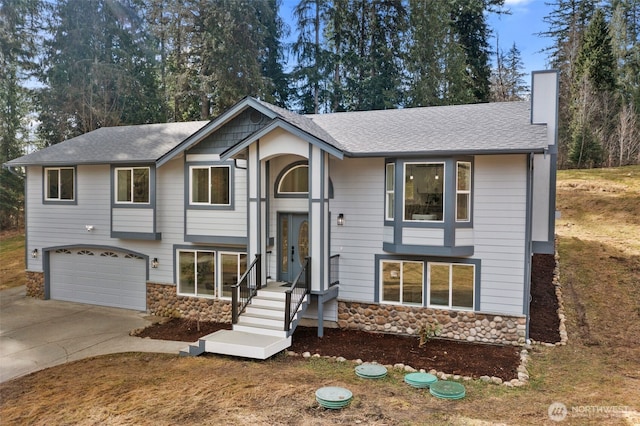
[1,167,640,425]
[0,230,25,290]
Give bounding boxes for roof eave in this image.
[341,146,548,158]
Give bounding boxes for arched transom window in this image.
[277,163,309,195]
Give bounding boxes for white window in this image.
[190,165,230,205]
[220,252,248,298]
[277,164,308,194]
[178,250,247,299]
[385,163,395,220]
[178,250,215,297]
[45,167,74,201]
[456,161,471,222]
[428,262,474,310]
[380,260,423,305]
[115,167,149,203]
[404,162,444,221]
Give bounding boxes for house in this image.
[4,71,559,359]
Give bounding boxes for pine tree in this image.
[0,0,42,230]
[491,41,528,101]
[541,0,598,167]
[291,0,333,113]
[570,8,618,167]
[37,0,165,145]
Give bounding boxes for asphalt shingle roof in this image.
[5,100,548,168]
[308,101,547,155]
[5,121,209,167]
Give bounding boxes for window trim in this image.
[427,262,475,310]
[114,166,150,205]
[189,164,232,207]
[276,162,309,197]
[176,248,247,299]
[43,166,77,204]
[456,161,472,222]
[380,259,424,306]
[385,162,395,221]
[375,255,480,311]
[403,161,445,222]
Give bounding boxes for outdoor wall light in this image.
[31,248,38,258]
[151,258,159,269]
[337,213,345,226]
[85,225,95,232]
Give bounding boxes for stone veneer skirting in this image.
[337,302,527,346]
[26,271,44,299]
[146,282,232,323]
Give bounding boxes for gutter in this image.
[2,163,25,179]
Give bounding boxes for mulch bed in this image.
[133,253,560,380]
[529,253,561,343]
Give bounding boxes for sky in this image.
[279,0,555,84]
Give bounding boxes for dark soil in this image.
[133,253,560,380]
[529,253,561,343]
[136,319,231,341]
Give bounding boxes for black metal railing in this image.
[329,254,340,286]
[231,254,262,324]
[284,256,311,332]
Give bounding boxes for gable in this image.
[187,108,270,155]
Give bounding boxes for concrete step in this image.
[244,304,285,318]
[250,295,286,309]
[257,289,288,300]
[234,322,288,338]
[203,329,291,359]
[239,312,283,328]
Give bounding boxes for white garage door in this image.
[50,248,146,311]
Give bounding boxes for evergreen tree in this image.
[449,0,506,103]
[541,0,598,167]
[490,41,528,101]
[0,0,42,230]
[570,8,618,167]
[406,0,475,106]
[148,0,288,119]
[291,0,333,113]
[37,0,165,145]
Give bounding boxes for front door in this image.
[279,213,309,283]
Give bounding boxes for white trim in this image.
[189,165,231,206]
[455,161,472,222]
[427,262,475,310]
[277,164,309,195]
[385,163,395,220]
[380,259,424,306]
[114,166,150,204]
[44,167,75,201]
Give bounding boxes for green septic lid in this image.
[429,381,466,400]
[315,386,353,409]
[404,372,438,388]
[355,363,388,379]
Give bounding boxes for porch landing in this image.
[179,281,303,360]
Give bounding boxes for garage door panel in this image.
[50,249,146,311]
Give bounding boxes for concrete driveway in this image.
[0,286,187,383]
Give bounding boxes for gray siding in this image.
[402,228,444,245]
[329,157,385,302]
[185,167,247,237]
[473,155,527,315]
[112,208,154,233]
